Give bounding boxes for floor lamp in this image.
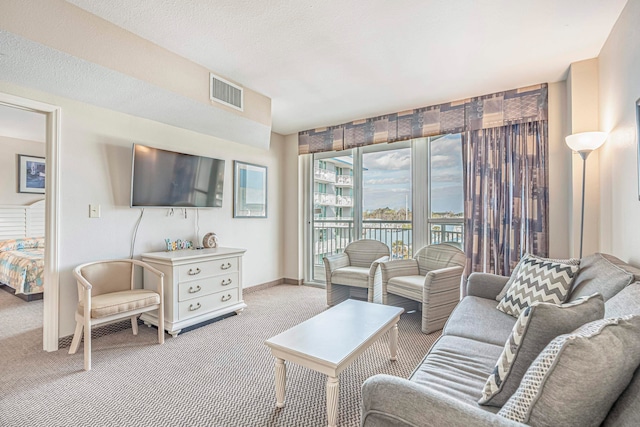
[565,131,608,258]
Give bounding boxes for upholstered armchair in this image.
[380,243,465,333]
[69,259,165,371]
[323,239,390,306]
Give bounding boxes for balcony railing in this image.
[336,195,352,206]
[335,175,353,186]
[312,218,464,282]
[314,168,336,183]
[314,192,336,206]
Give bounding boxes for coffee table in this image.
[264,299,404,427]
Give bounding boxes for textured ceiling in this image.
[63,0,627,135]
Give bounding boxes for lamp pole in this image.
[578,151,591,259]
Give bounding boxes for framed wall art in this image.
[18,155,46,194]
[233,161,267,218]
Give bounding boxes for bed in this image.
[0,200,45,301]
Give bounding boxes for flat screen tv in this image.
[130,144,225,208]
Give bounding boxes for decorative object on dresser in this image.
[202,232,218,248]
[141,247,246,337]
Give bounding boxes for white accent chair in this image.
[380,243,465,333]
[69,259,165,371]
[323,239,390,306]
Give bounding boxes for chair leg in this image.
[83,317,91,371]
[157,306,165,345]
[69,321,83,355]
[131,316,138,335]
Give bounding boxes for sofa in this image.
[361,253,640,427]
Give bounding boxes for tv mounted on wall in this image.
[130,144,225,208]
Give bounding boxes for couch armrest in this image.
[361,374,525,427]
[323,253,350,275]
[421,266,464,333]
[466,272,509,300]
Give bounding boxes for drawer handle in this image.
[189,303,201,311]
[188,267,201,276]
[221,294,232,302]
[221,278,233,286]
[220,262,232,270]
[188,285,201,294]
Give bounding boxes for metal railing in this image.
[335,175,353,186]
[312,218,464,282]
[314,192,336,205]
[314,168,336,183]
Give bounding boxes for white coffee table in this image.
[264,299,404,427]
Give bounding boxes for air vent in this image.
[210,73,243,111]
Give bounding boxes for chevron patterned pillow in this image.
[496,255,580,318]
[479,294,604,407]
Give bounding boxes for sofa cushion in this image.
[330,266,369,288]
[605,283,640,318]
[479,294,604,407]
[496,255,579,317]
[410,335,503,410]
[498,316,640,427]
[443,296,516,347]
[569,253,634,302]
[387,275,424,301]
[604,365,640,427]
[496,254,580,301]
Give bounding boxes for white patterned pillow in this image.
[496,255,580,317]
[498,315,640,427]
[479,294,604,407]
[495,254,580,301]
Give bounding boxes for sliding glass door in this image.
[307,135,463,284]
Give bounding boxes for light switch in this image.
[89,204,101,218]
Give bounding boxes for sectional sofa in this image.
[361,253,640,426]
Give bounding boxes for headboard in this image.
[0,199,45,240]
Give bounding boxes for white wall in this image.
[0,82,285,338]
[0,136,46,205]
[598,0,640,265]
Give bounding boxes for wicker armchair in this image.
[380,243,465,333]
[323,239,390,306]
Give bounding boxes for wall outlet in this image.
[89,204,100,218]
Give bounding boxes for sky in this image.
[362,134,463,213]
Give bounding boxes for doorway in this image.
[0,92,61,351]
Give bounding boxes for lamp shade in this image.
[565,131,607,152]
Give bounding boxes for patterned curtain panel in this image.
[298,83,547,155]
[462,121,549,277]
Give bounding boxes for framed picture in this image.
[233,161,267,218]
[18,155,46,194]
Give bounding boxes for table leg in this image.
[326,376,339,427]
[275,358,286,408]
[389,323,398,361]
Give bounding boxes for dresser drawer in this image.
[177,272,239,302]
[178,289,239,320]
[178,257,238,282]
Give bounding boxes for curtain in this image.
[462,121,548,277]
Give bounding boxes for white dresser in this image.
[140,247,247,337]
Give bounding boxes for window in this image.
[307,136,463,283]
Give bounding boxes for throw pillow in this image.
[496,255,580,317]
[498,315,640,427]
[496,254,580,302]
[478,293,604,407]
[568,253,634,302]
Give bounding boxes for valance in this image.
[298,83,548,155]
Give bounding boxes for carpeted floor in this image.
[0,284,439,427]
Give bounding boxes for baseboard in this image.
[243,277,303,294]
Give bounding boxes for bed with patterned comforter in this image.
[0,237,44,295]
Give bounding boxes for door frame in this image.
[0,92,61,351]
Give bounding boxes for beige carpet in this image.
[0,285,440,427]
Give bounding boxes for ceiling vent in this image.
[210,73,243,111]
